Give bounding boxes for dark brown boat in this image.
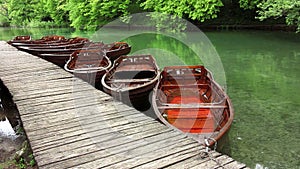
[152,65,234,147]
[11,35,31,41]
[14,42,102,67]
[64,50,112,87]
[13,37,90,48]
[102,42,132,61]
[8,35,67,46]
[102,55,159,109]
[37,42,131,67]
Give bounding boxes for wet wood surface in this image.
[0,41,249,168]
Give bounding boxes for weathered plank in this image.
[164,151,222,169]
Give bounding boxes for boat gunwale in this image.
[152,65,234,146]
[64,50,112,73]
[101,54,160,93]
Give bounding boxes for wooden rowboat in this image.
[15,42,103,67]
[12,37,90,48]
[11,35,31,41]
[37,42,131,67]
[8,35,67,46]
[152,65,234,147]
[64,50,112,87]
[102,42,132,61]
[102,55,159,109]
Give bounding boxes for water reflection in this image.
[0,99,16,138]
[209,31,300,169]
[0,117,17,139]
[0,85,20,140]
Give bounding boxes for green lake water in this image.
[0,27,299,169]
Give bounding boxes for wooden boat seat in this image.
[116,64,156,72]
[160,83,210,88]
[106,78,153,83]
[157,104,227,109]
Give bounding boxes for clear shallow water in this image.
[0,27,299,169]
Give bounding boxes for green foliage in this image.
[239,0,300,32]
[0,0,9,25]
[28,154,36,167]
[44,0,69,26]
[3,0,131,30]
[1,0,299,32]
[16,158,26,169]
[66,0,130,31]
[256,0,300,32]
[239,0,262,9]
[141,0,223,22]
[8,0,52,26]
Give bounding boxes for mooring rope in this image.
[200,137,227,169]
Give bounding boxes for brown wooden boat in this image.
[152,65,234,147]
[12,35,31,41]
[102,42,132,61]
[37,42,131,67]
[102,55,159,109]
[15,41,102,67]
[64,50,112,87]
[8,35,67,46]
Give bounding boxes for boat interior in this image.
[67,50,111,70]
[154,66,230,134]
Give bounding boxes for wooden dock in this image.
[0,41,249,169]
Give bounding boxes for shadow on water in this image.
[0,81,36,168]
[0,84,20,139]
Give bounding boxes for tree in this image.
[239,0,261,9]
[8,0,33,25]
[140,0,223,22]
[65,0,130,30]
[239,0,300,32]
[256,0,300,32]
[44,0,69,26]
[8,0,51,26]
[0,0,9,20]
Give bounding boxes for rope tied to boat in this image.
[200,137,227,169]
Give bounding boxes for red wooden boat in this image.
[152,65,234,146]
[102,55,159,110]
[64,50,112,87]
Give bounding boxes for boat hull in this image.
[102,55,159,112]
[152,65,234,147]
[64,50,112,88]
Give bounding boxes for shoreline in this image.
[0,23,297,32]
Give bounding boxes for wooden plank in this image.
[220,158,248,169]
[14,86,94,102]
[15,88,106,107]
[0,64,60,76]
[41,130,187,168]
[20,101,130,124]
[29,112,154,149]
[16,95,112,116]
[0,70,72,84]
[94,140,199,168]
[0,41,18,50]
[164,151,222,169]
[190,154,234,169]
[33,120,161,153]
[5,78,81,91]
[36,125,180,167]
